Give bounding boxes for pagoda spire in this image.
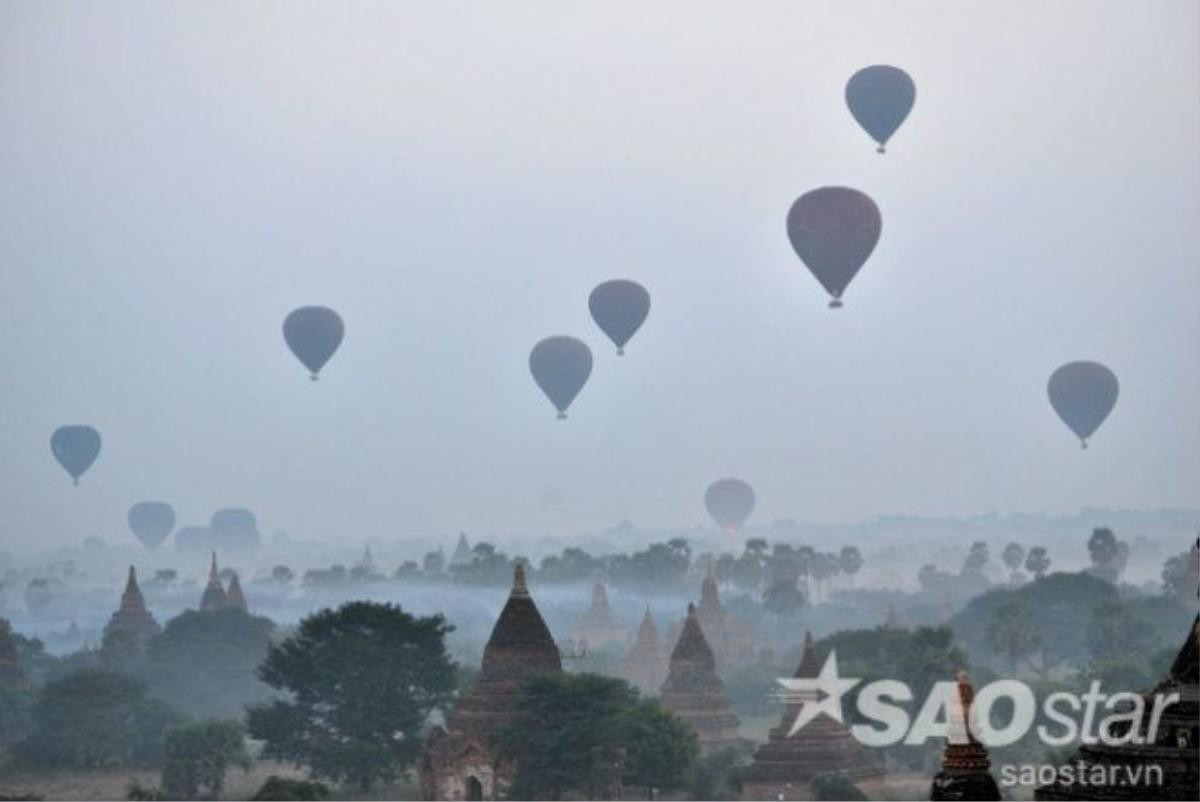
[512,562,529,597]
[224,571,248,612]
[200,552,228,611]
[930,672,1000,800]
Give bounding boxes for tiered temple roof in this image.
[102,566,161,650]
[1036,616,1199,801]
[573,581,627,650]
[659,603,740,751]
[199,552,228,611]
[741,631,884,799]
[420,563,562,800]
[0,617,24,688]
[667,573,758,676]
[619,606,666,694]
[930,672,1000,801]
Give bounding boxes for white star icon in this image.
[778,650,860,736]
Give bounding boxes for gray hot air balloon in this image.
[1048,361,1119,449]
[845,65,916,153]
[211,508,261,553]
[529,336,593,419]
[283,306,344,380]
[174,525,214,556]
[787,187,882,308]
[128,502,176,549]
[589,280,651,355]
[50,425,101,485]
[705,478,755,534]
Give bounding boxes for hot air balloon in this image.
[128,502,176,549]
[529,336,593,419]
[787,187,881,308]
[1048,361,1119,449]
[283,306,344,380]
[211,508,261,553]
[174,525,214,556]
[50,425,101,485]
[705,478,755,534]
[845,65,916,153]
[589,280,651,355]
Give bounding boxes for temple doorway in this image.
[465,776,483,801]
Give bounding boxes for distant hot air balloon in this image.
[1047,361,1119,449]
[211,508,261,553]
[589,280,651,355]
[128,502,176,549]
[529,336,593,419]
[845,65,916,153]
[705,478,755,534]
[787,187,882,308]
[50,425,101,485]
[283,306,344,380]
[174,525,214,556]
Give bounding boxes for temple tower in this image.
[199,552,227,611]
[619,607,666,694]
[573,581,627,650]
[930,672,1000,801]
[102,566,161,653]
[1035,616,1199,800]
[420,563,562,800]
[224,571,248,612]
[659,603,740,751]
[449,532,473,569]
[741,631,884,799]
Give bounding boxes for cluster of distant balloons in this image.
[48,66,1121,548]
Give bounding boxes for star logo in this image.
[778,650,860,736]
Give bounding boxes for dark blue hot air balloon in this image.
[1048,361,1119,449]
[529,336,593,419]
[787,187,882,308]
[705,478,755,535]
[283,306,344,380]
[50,425,101,485]
[589,280,651,355]
[128,502,176,549]
[845,65,916,153]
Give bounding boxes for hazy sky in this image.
[2,1,1197,550]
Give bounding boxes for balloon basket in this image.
[829,298,844,309]
[876,145,886,154]
[557,412,567,420]
[310,374,319,382]
[616,348,624,356]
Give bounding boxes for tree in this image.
[1002,543,1025,578]
[1086,528,1122,582]
[1161,540,1200,604]
[1025,546,1051,579]
[839,546,864,588]
[985,600,1041,675]
[502,673,697,800]
[961,541,989,577]
[247,602,456,790]
[1085,601,1157,662]
[251,777,330,801]
[143,608,276,718]
[14,669,185,769]
[813,773,867,801]
[269,565,294,585]
[762,579,806,618]
[620,698,699,799]
[421,550,445,575]
[161,720,251,800]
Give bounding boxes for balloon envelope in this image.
[50,425,101,485]
[787,187,881,307]
[211,508,261,553]
[845,65,916,152]
[529,336,593,419]
[174,526,214,555]
[589,280,651,355]
[128,502,176,549]
[283,306,344,380]
[705,478,756,533]
[1048,361,1119,448]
